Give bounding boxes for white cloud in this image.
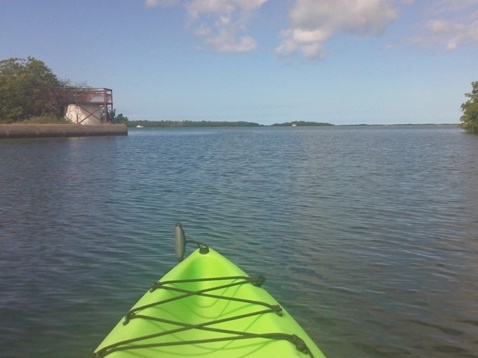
[276,28,329,59]
[145,0,267,53]
[143,0,478,57]
[277,0,398,59]
[408,1,478,50]
[421,19,478,50]
[186,0,267,53]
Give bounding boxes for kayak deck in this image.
[93,248,326,357]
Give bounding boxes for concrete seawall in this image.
[0,124,128,139]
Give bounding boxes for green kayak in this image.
[92,223,326,358]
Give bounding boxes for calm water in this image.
[1,126,478,357]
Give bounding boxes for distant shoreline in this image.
[0,122,459,139]
[127,120,334,128]
[340,123,459,127]
[127,120,459,128]
[0,124,128,139]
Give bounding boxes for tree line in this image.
[127,120,338,128]
[271,121,333,127]
[127,120,261,128]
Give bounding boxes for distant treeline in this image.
[271,121,334,127]
[128,120,334,128]
[128,120,262,128]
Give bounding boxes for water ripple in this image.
[1,127,478,357]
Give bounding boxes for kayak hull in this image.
[93,248,325,357]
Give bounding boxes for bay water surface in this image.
[1,126,478,357]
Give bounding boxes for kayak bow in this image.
[92,224,326,357]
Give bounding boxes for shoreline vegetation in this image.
[127,120,335,128]
[126,120,458,128]
[0,119,459,129]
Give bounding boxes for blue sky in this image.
[1,0,478,125]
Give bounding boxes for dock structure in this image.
[58,87,113,125]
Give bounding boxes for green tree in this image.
[460,81,478,133]
[107,108,128,124]
[0,57,63,122]
[113,113,129,125]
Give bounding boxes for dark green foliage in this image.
[460,81,478,133]
[109,108,129,125]
[0,57,64,122]
[114,114,128,124]
[109,108,115,121]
